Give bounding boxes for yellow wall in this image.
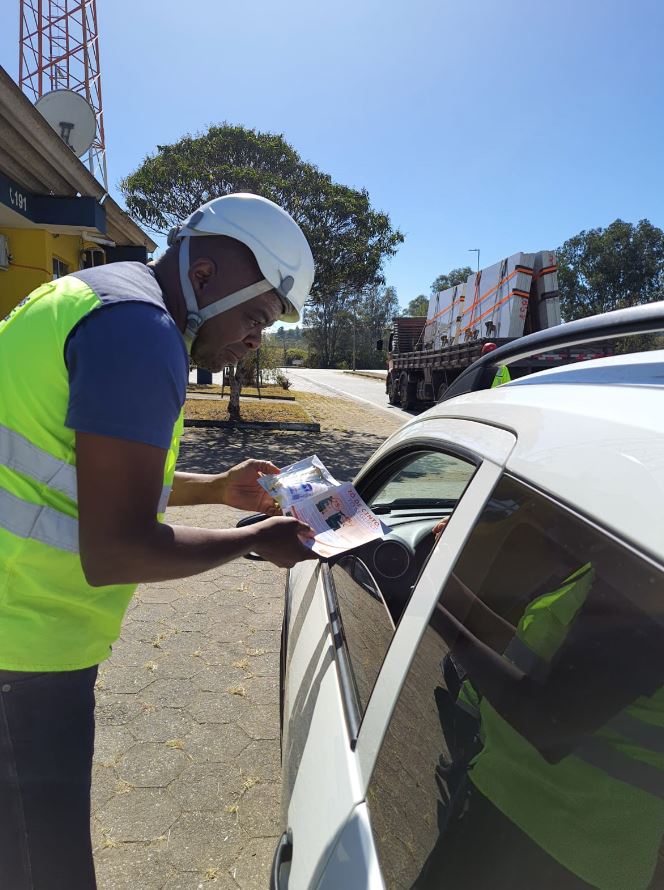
[0,227,83,318]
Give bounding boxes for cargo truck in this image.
[382,251,604,409]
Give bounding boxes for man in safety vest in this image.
[0,193,317,889]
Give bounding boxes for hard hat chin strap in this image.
[178,237,272,351]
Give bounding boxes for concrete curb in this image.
[186,390,296,402]
[342,370,387,380]
[184,418,320,432]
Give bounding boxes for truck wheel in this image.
[388,375,400,405]
[400,373,416,410]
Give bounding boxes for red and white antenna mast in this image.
[19,0,108,190]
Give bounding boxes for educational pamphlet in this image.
[259,455,385,558]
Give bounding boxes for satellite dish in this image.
[35,89,96,158]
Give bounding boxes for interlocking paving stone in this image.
[231,835,275,889]
[91,763,118,812]
[162,867,239,889]
[236,704,280,742]
[95,693,144,727]
[187,691,245,725]
[235,740,281,785]
[168,762,246,812]
[116,741,189,788]
[161,811,244,873]
[95,843,173,890]
[97,787,182,843]
[237,783,281,838]
[129,706,194,744]
[94,725,137,766]
[141,677,200,709]
[184,723,251,763]
[98,663,156,694]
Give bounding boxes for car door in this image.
[344,472,664,890]
[277,418,516,890]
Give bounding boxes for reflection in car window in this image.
[367,475,664,890]
[330,450,476,725]
[330,556,395,715]
[368,451,475,509]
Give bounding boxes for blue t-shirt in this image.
[65,301,188,449]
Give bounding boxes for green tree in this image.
[402,294,428,316]
[431,266,473,294]
[557,219,664,321]
[121,124,403,373]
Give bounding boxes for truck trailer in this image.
[384,251,598,409]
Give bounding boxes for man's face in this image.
[191,291,283,372]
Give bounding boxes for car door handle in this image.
[270,831,293,890]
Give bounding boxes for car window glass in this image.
[368,451,474,509]
[367,475,664,890]
[329,449,476,727]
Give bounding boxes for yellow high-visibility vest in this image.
[0,271,183,670]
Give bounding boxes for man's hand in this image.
[217,460,281,514]
[251,516,317,568]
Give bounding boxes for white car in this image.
[273,305,664,890]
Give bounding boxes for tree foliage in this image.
[305,284,399,369]
[557,219,664,320]
[431,266,473,294]
[120,123,403,327]
[402,294,428,316]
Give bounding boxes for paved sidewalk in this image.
[91,395,402,888]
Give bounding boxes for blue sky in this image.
[2,0,664,313]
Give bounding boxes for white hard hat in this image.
[167,193,315,348]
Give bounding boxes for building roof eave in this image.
[0,66,157,253]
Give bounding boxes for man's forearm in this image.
[82,522,256,586]
[168,471,226,507]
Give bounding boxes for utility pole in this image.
[469,248,480,274]
[352,309,357,371]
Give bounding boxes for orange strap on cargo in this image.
[459,287,530,336]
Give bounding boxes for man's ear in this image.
[189,257,217,296]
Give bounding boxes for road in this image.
[283,368,410,421]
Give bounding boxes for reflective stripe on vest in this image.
[0,422,173,551]
[0,487,78,553]
[576,734,664,800]
[0,423,77,500]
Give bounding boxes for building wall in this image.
[0,227,84,317]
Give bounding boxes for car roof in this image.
[411,350,664,564]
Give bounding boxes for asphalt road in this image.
[283,368,411,421]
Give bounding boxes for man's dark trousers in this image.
[0,666,98,889]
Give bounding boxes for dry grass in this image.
[184,398,313,425]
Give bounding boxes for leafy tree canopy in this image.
[402,294,428,316]
[431,266,473,294]
[120,123,403,305]
[557,219,664,320]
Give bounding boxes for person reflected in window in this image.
[415,563,664,890]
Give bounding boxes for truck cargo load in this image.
[385,250,570,409]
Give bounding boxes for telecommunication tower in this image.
[19,0,108,189]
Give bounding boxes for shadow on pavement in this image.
[177,426,391,482]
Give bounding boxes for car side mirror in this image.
[236,513,268,560]
[376,338,384,351]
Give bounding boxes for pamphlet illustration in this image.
[259,455,385,558]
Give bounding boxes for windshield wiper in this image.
[371,498,457,515]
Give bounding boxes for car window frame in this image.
[322,438,484,750]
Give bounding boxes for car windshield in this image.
[369,452,475,510]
